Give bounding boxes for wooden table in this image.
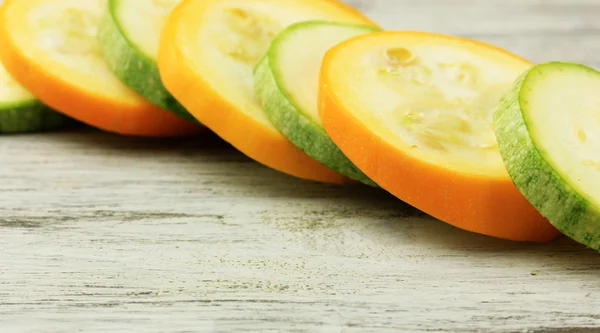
[2,1,600,332]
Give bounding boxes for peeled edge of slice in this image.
[253,20,380,187]
[0,99,75,134]
[494,61,600,250]
[0,0,201,137]
[157,0,372,184]
[97,0,198,123]
[318,31,561,242]
[0,62,74,134]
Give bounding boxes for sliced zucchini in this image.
[318,31,560,242]
[494,62,600,250]
[254,20,379,186]
[158,0,378,183]
[0,0,200,137]
[0,62,71,134]
[98,0,197,122]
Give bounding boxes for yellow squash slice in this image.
[319,31,560,241]
[158,0,378,183]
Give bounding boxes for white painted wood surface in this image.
[2,1,600,332]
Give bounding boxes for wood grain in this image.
[2,0,600,332]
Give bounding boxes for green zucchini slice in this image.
[494,62,600,250]
[98,0,197,122]
[254,20,379,186]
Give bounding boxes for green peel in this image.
[254,20,379,186]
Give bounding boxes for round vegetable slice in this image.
[158,0,377,183]
[318,31,560,242]
[0,0,201,137]
[98,0,197,122]
[494,62,600,250]
[0,61,73,134]
[254,20,379,186]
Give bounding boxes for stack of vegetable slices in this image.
[2,0,600,252]
[157,0,378,184]
[0,0,201,137]
[317,31,560,242]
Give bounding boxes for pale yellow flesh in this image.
[6,0,144,104]
[115,0,182,60]
[276,24,374,125]
[0,62,36,104]
[526,68,600,205]
[180,0,375,129]
[326,34,531,175]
